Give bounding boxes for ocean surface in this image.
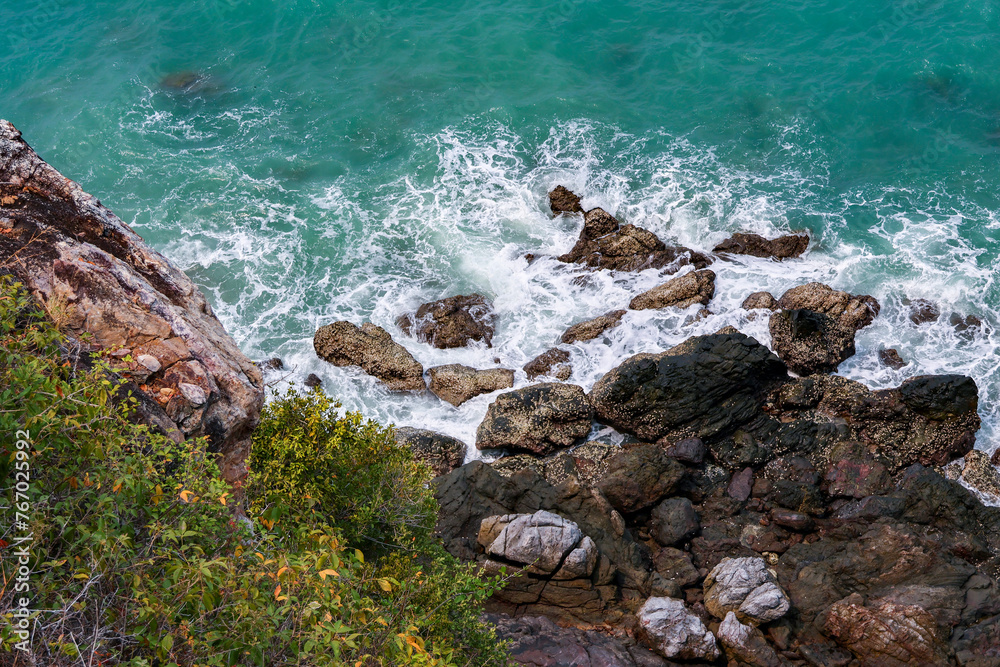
[4,0,1000,460]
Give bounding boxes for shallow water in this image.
[4,0,1000,456]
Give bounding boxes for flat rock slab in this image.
[314,321,425,391]
[629,269,716,311]
[398,293,496,349]
[428,364,514,406]
[476,383,593,455]
[561,309,627,344]
[394,426,467,477]
[713,232,809,260]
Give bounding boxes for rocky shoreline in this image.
[3,120,999,665]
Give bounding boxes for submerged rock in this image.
[636,597,720,661]
[561,309,627,344]
[777,282,880,331]
[313,321,425,391]
[768,308,856,375]
[713,232,809,260]
[524,347,572,380]
[476,383,593,455]
[548,185,584,215]
[397,293,496,349]
[909,298,941,325]
[427,364,514,406]
[394,427,467,477]
[878,348,907,369]
[628,269,716,311]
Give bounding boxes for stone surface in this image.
[650,497,700,546]
[878,348,907,369]
[0,120,263,483]
[427,364,514,406]
[728,467,754,501]
[304,373,322,388]
[909,299,941,325]
[768,308,856,375]
[776,282,880,331]
[314,321,425,391]
[394,426,467,477]
[713,232,809,260]
[524,348,572,380]
[398,293,496,349]
[717,611,785,667]
[484,510,590,576]
[660,437,706,464]
[704,557,790,624]
[628,270,716,311]
[548,185,584,215]
[742,291,779,311]
[636,597,720,661]
[476,383,593,455]
[597,445,686,514]
[561,310,627,344]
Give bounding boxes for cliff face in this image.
[0,120,263,484]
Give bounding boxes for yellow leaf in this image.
[377,578,392,592]
[276,566,290,579]
[179,489,194,503]
[354,549,364,564]
[219,493,228,506]
[274,584,282,599]
[112,481,122,493]
[318,569,339,580]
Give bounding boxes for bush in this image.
[0,277,508,667]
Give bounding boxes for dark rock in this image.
[397,293,496,349]
[832,495,905,521]
[878,348,907,369]
[597,445,686,514]
[950,312,985,338]
[489,441,618,489]
[524,348,572,380]
[728,467,754,501]
[777,283,880,331]
[770,508,814,532]
[899,374,979,421]
[476,383,593,456]
[660,437,706,464]
[304,373,322,388]
[548,185,584,215]
[823,441,892,498]
[262,357,284,370]
[742,291,779,311]
[653,547,701,588]
[909,299,940,325]
[427,364,514,406]
[953,614,1000,667]
[628,270,716,311]
[650,498,700,546]
[768,308,856,375]
[561,309,627,344]
[394,426,467,477]
[314,321,425,391]
[713,232,809,260]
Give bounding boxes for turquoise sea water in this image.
[4,0,1000,457]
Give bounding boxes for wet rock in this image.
[909,299,940,325]
[476,383,593,455]
[636,597,720,661]
[397,293,496,349]
[878,348,907,369]
[704,556,791,624]
[742,291,779,311]
[650,498,700,547]
[597,444,686,514]
[561,309,627,344]
[314,321,425,391]
[768,308,856,375]
[548,185,584,215]
[951,312,985,338]
[558,208,712,274]
[304,373,322,388]
[524,348,572,380]
[0,120,263,484]
[628,269,716,311]
[718,611,786,667]
[261,357,284,370]
[899,373,979,421]
[394,426,467,477]
[660,437,706,465]
[777,283,880,331]
[428,364,514,406]
[713,232,809,260]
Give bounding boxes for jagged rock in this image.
[953,614,1000,667]
[589,330,787,443]
[650,497,700,546]
[717,612,786,667]
[628,270,716,311]
[397,293,496,349]
[713,232,809,260]
[548,185,584,215]
[951,312,986,339]
[636,597,720,661]
[0,119,263,484]
[768,308,856,375]
[313,321,425,391]
[909,299,940,325]
[476,383,593,455]
[558,208,712,274]
[597,445,685,514]
[777,283,880,331]
[561,310,627,344]
[742,291,779,311]
[823,594,950,666]
[660,437,706,464]
[524,348,572,380]
[878,348,907,369]
[394,427,467,477]
[704,556,790,624]
[959,450,1000,503]
[428,364,514,406]
[483,510,593,576]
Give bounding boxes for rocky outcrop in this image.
[557,208,711,274]
[397,293,496,349]
[768,308,856,375]
[0,120,263,484]
[713,232,809,260]
[636,597,720,661]
[742,291,778,311]
[704,557,790,624]
[313,321,425,391]
[628,270,716,311]
[428,364,514,406]
[548,185,584,215]
[776,282,880,331]
[476,383,593,455]
[523,348,572,380]
[561,310,627,344]
[394,427,467,477]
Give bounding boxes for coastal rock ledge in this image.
[0,120,264,483]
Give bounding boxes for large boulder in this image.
[776,283,880,331]
[397,293,496,349]
[313,321,425,391]
[558,208,711,274]
[713,232,809,260]
[628,269,716,311]
[768,308,856,375]
[703,556,791,624]
[561,309,627,344]
[548,185,584,215]
[0,120,263,484]
[524,347,572,380]
[476,383,593,455]
[596,445,686,514]
[481,510,596,578]
[589,330,788,443]
[394,427,467,477]
[427,364,514,406]
[636,597,720,661]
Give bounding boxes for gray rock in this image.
[717,611,786,667]
[476,383,593,455]
[704,556,790,624]
[484,510,589,576]
[660,437,706,464]
[636,597,720,661]
[137,354,162,372]
[562,309,627,344]
[314,321,425,391]
[394,427,467,477]
[650,498,700,546]
[629,269,716,311]
[397,293,496,349]
[524,347,572,380]
[428,364,514,406]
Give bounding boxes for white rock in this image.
[178,382,207,406]
[637,597,720,661]
[137,354,161,372]
[486,510,583,575]
[704,556,790,624]
[718,612,785,667]
[551,535,598,580]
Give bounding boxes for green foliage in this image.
[0,276,508,667]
